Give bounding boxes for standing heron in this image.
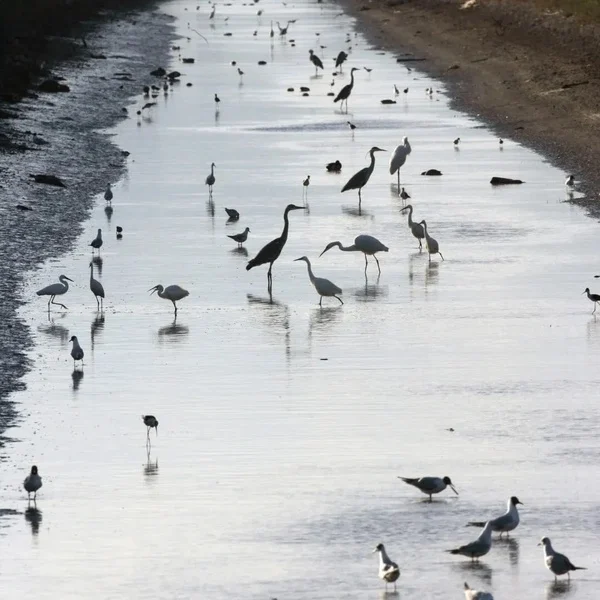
[335,50,348,71]
[303,175,310,200]
[341,146,386,210]
[420,220,444,263]
[583,288,600,313]
[205,162,216,197]
[320,234,388,275]
[69,335,84,368]
[228,227,250,247]
[389,136,411,193]
[294,256,343,306]
[372,543,400,592]
[23,466,42,501]
[90,228,103,254]
[36,274,73,311]
[309,50,323,75]
[142,415,159,443]
[104,184,113,204]
[246,204,305,293]
[400,205,424,250]
[149,284,189,315]
[89,262,105,310]
[334,67,359,112]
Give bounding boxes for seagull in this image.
[104,184,113,203]
[373,543,400,591]
[539,537,586,581]
[90,228,103,254]
[23,466,42,501]
[565,174,575,187]
[464,582,493,600]
[228,227,250,247]
[447,522,494,562]
[142,415,159,439]
[69,335,84,368]
[398,475,458,501]
[583,288,600,313]
[467,496,523,537]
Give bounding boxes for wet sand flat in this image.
[1,0,600,598]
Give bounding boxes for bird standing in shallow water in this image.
[373,543,400,591]
[36,274,73,311]
[335,50,348,71]
[320,234,388,275]
[294,256,342,306]
[90,228,103,254]
[228,227,250,247]
[583,287,600,313]
[302,175,310,200]
[467,496,523,537]
[24,466,42,501]
[420,220,444,263]
[400,205,424,250]
[308,50,323,75]
[341,146,386,210]
[69,335,84,368]
[334,67,359,112]
[447,522,493,562]
[454,137,461,146]
[149,284,189,315]
[205,162,216,197]
[104,184,113,204]
[89,261,105,310]
[398,475,458,501]
[214,93,220,106]
[389,136,411,193]
[400,187,411,202]
[142,415,159,440]
[539,537,586,581]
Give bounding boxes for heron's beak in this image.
[450,485,459,495]
[294,257,302,262]
[290,204,305,211]
[148,286,158,295]
[65,277,74,282]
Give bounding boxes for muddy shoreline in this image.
[340,0,600,219]
[0,1,177,449]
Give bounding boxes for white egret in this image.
[36,274,73,310]
[309,50,323,75]
[583,287,600,313]
[447,522,493,562]
[400,205,424,250]
[23,466,42,501]
[228,227,250,247]
[149,284,189,315]
[420,220,444,263]
[372,543,400,591]
[341,146,386,210]
[90,228,103,254]
[468,496,523,537]
[294,256,343,306]
[104,184,113,203]
[205,162,216,196]
[539,537,586,581]
[389,136,411,193]
[69,335,84,368]
[334,67,359,112]
[89,262,105,310]
[464,582,493,600]
[142,415,159,439]
[246,204,305,293]
[320,234,388,275]
[398,475,458,501]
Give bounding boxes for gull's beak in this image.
[517,501,524,505]
[450,485,459,495]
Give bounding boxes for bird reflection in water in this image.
[206,198,215,218]
[408,251,426,285]
[452,560,492,585]
[72,369,84,391]
[91,312,105,350]
[144,447,159,480]
[496,536,519,566]
[230,246,249,258]
[247,293,291,360]
[158,317,190,341]
[546,580,575,599]
[104,205,113,222]
[425,261,439,286]
[92,255,103,277]
[214,108,220,124]
[341,205,373,218]
[38,312,69,343]
[378,591,399,600]
[354,274,387,302]
[25,504,42,536]
[308,305,342,341]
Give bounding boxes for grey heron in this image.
[372,543,400,592]
[89,262,105,310]
[341,146,386,210]
[69,335,84,368]
[420,220,444,263]
[294,256,343,306]
[539,537,586,581]
[320,234,388,275]
[309,50,323,74]
[205,162,216,196]
[389,136,411,193]
[23,466,42,501]
[400,205,424,249]
[228,227,250,247]
[398,475,458,501]
[149,284,190,315]
[36,274,73,311]
[334,67,359,112]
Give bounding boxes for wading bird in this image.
[303,175,310,199]
[468,497,523,537]
[464,582,493,600]
[270,21,274,38]
[214,93,220,105]
[420,220,444,263]
[205,162,216,196]
[347,121,356,131]
[142,415,159,440]
[398,475,458,501]
[225,207,240,220]
[341,146,386,210]
[565,174,575,187]
[400,187,410,202]
[372,543,400,591]
[228,227,250,247]
[237,67,244,79]
[583,287,600,313]
[335,50,348,71]
[334,67,359,112]
[69,335,84,368]
[539,537,586,581]
[246,204,305,293]
[89,262,105,310]
[104,184,113,204]
[447,522,493,562]
[294,256,343,306]
[394,84,400,95]
[389,136,411,193]
[326,160,342,172]
[309,49,323,74]
[209,5,215,19]
[454,137,460,146]
[23,466,42,501]
[320,234,389,275]
[400,205,424,250]
[90,228,103,254]
[36,274,74,311]
[149,284,189,315]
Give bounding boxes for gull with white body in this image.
[372,543,400,591]
[539,537,586,581]
[468,496,523,537]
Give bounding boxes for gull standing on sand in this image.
[89,261,105,310]
[90,228,103,254]
[24,466,42,501]
[389,136,411,193]
[398,475,458,501]
[583,288,600,313]
[294,256,343,306]
[447,521,494,561]
[320,234,389,275]
[205,162,216,197]
[36,274,74,311]
[373,543,400,591]
[149,284,189,315]
[468,496,523,537]
[228,227,250,248]
[539,537,586,581]
[464,582,493,600]
[69,335,84,368]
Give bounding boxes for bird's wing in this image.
[388,146,406,174]
[341,167,368,192]
[247,238,284,269]
[490,512,513,530]
[334,84,351,102]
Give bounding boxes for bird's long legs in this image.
[397,170,400,195]
[171,300,178,315]
[364,254,368,275]
[593,302,597,314]
[96,296,100,310]
[267,263,273,294]
[50,296,68,310]
[439,252,445,261]
[358,187,362,212]
[319,296,323,307]
[374,255,381,274]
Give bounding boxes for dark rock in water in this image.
[182,58,195,64]
[39,79,70,93]
[258,60,267,65]
[150,67,167,77]
[16,204,33,211]
[380,99,396,104]
[327,92,334,96]
[186,82,193,87]
[31,174,66,187]
[168,71,181,80]
[302,92,309,97]
[300,86,310,92]
[490,176,524,185]
[421,169,442,176]
[287,87,294,92]
[224,32,233,37]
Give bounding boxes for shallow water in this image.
[2,0,600,598]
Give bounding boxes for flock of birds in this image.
[18,1,600,598]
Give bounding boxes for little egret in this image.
[389,136,411,192]
[372,543,400,592]
[335,50,348,71]
[341,146,386,210]
[400,205,424,249]
[447,522,493,562]
[420,220,444,263]
[583,288,600,313]
[225,207,240,220]
[464,582,493,600]
[205,162,216,196]
[142,415,159,441]
[23,466,42,501]
[36,274,73,311]
[149,284,190,315]
[90,228,103,254]
[228,227,250,247]
[468,496,523,537]
[334,67,359,113]
[326,160,342,172]
[303,175,310,199]
[309,50,323,74]
[398,475,458,501]
[104,184,113,203]
[89,262,105,310]
[320,234,388,275]
[294,256,343,306]
[246,204,305,293]
[565,174,575,187]
[69,335,84,368]
[539,537,586,581]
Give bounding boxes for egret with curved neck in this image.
[36,274,74,311]
[149,284,189,315]
[400,205,424,250]
[341,146,386,211]
[320,234,388,275]
[420,220,444,263]
[294,256,343,306]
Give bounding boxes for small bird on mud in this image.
[23,466,43,501]
[565,174,575,187]
[400,187,410,202]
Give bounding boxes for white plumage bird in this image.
[389,136,411,194]
[149,284,189,315]
[294,256,343,306]
[373,543,400,591]
[36,274,73,310]
[320,234,389,275]
[464,582,493,600]
[89,262,105,310]
[420,220,444,263]
[467,496,523,537]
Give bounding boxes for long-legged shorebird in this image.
[320,234,388,275]
[36,274,73,311]
[583,287,600,313]
[294,256,343,306]
[341,146,386,210]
